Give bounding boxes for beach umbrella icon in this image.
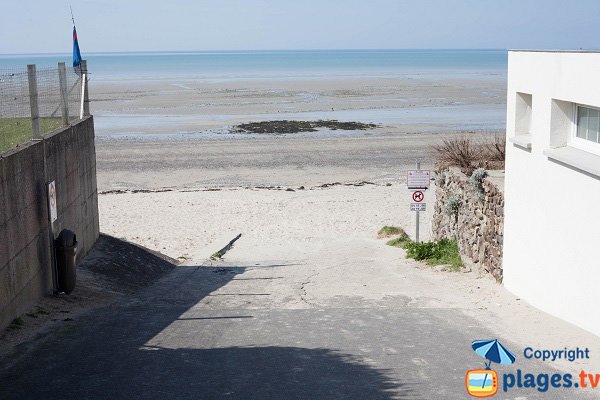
[471,339,517,369]
[472,339,516,368]
[471,339,516,391]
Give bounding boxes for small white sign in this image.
[407,170,431,189]
[48,181,57,223]
[410,203,426,212]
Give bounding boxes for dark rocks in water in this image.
[233,120,379,134]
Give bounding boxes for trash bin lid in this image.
[56,229,77,248]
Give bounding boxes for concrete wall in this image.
[504,51,600,337]
[432,168,504,280]
[0,117,99,329]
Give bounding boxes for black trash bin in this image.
[55,229,77,294]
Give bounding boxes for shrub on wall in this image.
[435,171,446,186]
[444,194,462,220]
[470,168,488,200]
[432,135,505,174]
[433,136,479,174]
[481,134,506,166]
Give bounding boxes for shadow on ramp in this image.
[2,345,416,400]
[1,254,420,400]
[80,233,177,293]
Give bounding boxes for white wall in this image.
[504,51,600,337]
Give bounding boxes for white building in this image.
[504,50,600,337]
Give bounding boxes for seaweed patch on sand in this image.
[232,120,379,134]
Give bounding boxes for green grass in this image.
[0,117,63,153]
[379,225,412,249]
[36,306,48,315]
[379,225,412,248]
[386,233,412,249]
[404,239,463,270]
[378,226,404,238]
[210,251,223,261]
[379,226,464,270]
[8,316,25,330]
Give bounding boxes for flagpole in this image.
[70,5,87,118]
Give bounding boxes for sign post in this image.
[407,162,430,243]
[415,162,420,243]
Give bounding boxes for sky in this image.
[1,0,599,54]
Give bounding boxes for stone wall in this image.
[0,117,99,329]
[432,167,504,280]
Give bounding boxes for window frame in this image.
[571,104,600,155]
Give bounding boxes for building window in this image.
[576,105,600,145]
[510,92,533,150]
[515,92,532,135]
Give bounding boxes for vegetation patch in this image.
[378,226,403,238]
[378,225,412,248]
[378,225,463,270]
[444,194,462,219]
[404,239,463,270]
[433,134,506,175]
[233,120,378,134]
[36,306,49,315]
[210,251,223,261]
[470,168,489,200]
[8,317,25,330]
[386,234,412,249]
[0,117,63,153]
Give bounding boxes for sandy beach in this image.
[98,183,600,376]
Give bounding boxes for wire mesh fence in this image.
[0,62,86,153]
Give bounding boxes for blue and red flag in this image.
[73,26,82,68]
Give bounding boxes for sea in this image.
[0,50,508,135]
[0,49,507,81]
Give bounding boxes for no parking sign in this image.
[412,191,424,203]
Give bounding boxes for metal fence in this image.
[0,61,89,153]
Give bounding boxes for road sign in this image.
[412,190,424,202]
[48,181,57,223]
[407,170,431,189]
[410,203,426,212]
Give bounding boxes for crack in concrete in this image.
[299,272,320,306]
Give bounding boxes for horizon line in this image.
[0,48,509,57]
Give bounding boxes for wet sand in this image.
[92,76,506,136]
[92,76,506,191]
